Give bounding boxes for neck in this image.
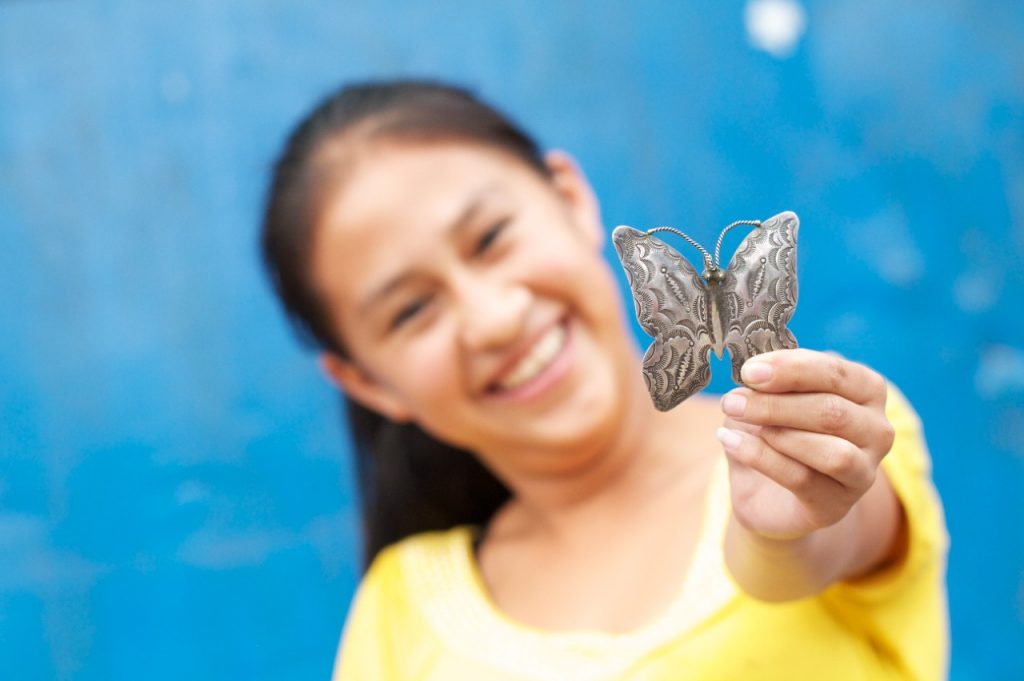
[484,346,716,543]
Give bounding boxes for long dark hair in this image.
[261,80,551,568]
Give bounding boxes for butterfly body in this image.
[612,212,800,411]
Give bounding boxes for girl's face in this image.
[312,142,640,474]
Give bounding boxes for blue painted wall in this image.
[1,1,1022,678]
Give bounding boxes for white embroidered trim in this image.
[399,459,738,681]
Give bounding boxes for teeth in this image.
[498,324,566,391]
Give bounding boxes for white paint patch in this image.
[824,312,868,345]
[178,511,359,572]
[745,0,807,58]
[0,513,104,590]
[975,344,1024,400]
[994,408,1024,460]
[953,270,999,313]
[849,207,925,286]
[178,526,294,569]
[174,480,210,505]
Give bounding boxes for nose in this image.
[456,272,531,353]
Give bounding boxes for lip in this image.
[482,317,575,404]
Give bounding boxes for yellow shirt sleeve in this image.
[332,544,405,681]
[821,383,950,681]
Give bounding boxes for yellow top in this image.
[333,387,949,681]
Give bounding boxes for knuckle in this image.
[747,439,770,468]
[758,424,784,447]
[868,369,888,397]
[861,467,879,492]
[827,357,849,391]
[761,394,782,424]
[819,395,849,433]
[826,442,861,481]
[790,465,816,493]
[879,418,896,453]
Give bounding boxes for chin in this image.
[513,374,625,463]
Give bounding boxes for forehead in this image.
[310,143,538,311]
[322,142,519,234]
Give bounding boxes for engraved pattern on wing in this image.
[720,212,800,385]
[612,226,714,410]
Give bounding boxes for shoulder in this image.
[332,526,475,680]
[360,524,475,605]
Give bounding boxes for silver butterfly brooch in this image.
[612,211,800,411]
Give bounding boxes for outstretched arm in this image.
[716,349,904,602]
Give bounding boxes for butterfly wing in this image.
[718,211,800,385]
[612,225,715,411]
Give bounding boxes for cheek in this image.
[411,340,461,401]
[374,328,467,416]
[527,239,621,323]
[394,331,494,448]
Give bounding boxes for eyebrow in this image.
[357,184,498,314]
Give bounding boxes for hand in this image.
[716,349,896,541]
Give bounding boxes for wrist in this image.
[724,512,829,601]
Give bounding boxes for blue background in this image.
[2,1,1022,678]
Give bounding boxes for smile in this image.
[488,319,573,400]
[498,323,566,390]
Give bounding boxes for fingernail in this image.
[716,427,742,450]
[721,392,747,417]
[742,360,773,385]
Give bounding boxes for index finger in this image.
[738,349,887,406]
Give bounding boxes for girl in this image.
[261,81,947,680]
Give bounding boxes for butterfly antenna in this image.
[713,220,762,268]
[647,226,714,271]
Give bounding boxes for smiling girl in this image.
[261,81,947,681]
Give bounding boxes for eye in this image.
[473,219,509,256]
[390,296,430,330]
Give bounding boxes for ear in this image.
[319,353,413,423]
[544,149,604,250]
